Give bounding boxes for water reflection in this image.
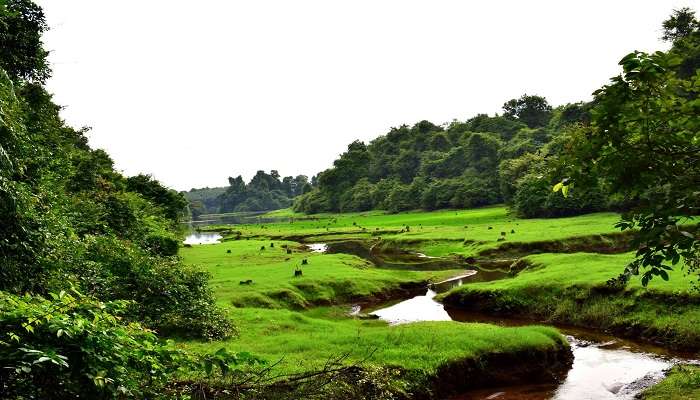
[183,232,222,245]
[183,211,293,227]
[307,243,328,253]
[367,271,694,400]
[372,289,452,324]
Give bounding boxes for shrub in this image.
[0,289,184,399]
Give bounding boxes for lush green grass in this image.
[441,252,700,349]
[182,207,700,397]
[207,206,622,257]
[642,365,700,400]
[471,252,696,292]
[184,306,566,375]
[179,238,569,380]
[180,240,464,308]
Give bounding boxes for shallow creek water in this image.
[183,231,222,245]
[361,273,698,400]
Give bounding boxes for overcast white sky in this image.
[36,0,697,191]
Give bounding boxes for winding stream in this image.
[362,273,697,400]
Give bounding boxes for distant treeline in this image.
[185,170,311,217]
[292,96,608,217]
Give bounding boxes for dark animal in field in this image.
[294,268,303,277]
[270,243,274,248]
[501,231,506,236]
[285,257,290,261]
[488,226,493,230]
[227,249,231,253]
[281,244,288,248]
[511,229,515,234]
[239,279,253,285]
[184,244,192,248]
[301,259,308,265]
[260,246,265,251]
[497,237,506,242]
[286,249,292,254]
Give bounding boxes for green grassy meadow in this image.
[642,365,700,400]
[205,206,622,257]
[179,239,566,378]
[182,206,699,394]
[441,251,700,349]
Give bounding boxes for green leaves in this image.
[0,290,188,398]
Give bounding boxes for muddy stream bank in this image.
[318,241,699,400]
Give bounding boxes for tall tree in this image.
[503,94,552,128]
[556,41,700,286]
[0,0,50,82]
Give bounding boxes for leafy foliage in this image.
[0,289,184,399]
[0,0,50,82]
[0,0,231,339]
[186,171,309,217]
[502,94,553,128]
[556,13,700,286]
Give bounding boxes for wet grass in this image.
[202,206,621,257]
[642,365,700,399]
[441,252,700,350]
[183,306,567,375]
[179,239,569,380]
[181,207,698,395]
[180,239,464,308]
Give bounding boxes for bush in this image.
[144,233,180,256]
[513,173,605,218]
[76,236,234,340]
[0,289,184,399]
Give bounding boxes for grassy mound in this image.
[441,252,700,350]
[179,238,572,397]
[202,206,621,257]
[642,365,700,400]
[180,240,463,308]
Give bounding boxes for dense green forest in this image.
[0,1,235,397]
[293,15,698,220]
[185,171,311,217]
[291,98,602,215]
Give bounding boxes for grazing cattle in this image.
[301,259,308,265]
[511,229,515,234]
[286,249,292,254]
[285,257,290,261]
[497,237,506,242]
[270,243,274,248]
[488,226,493,230]
[501,231,506,236]
[239,279,253,285]
[260,246,266,251]
[227,249,232,254]
[294,268,303,277]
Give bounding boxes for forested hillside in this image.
[294,15,699,218]
[293,97,606,216]
[185,170,311,217]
